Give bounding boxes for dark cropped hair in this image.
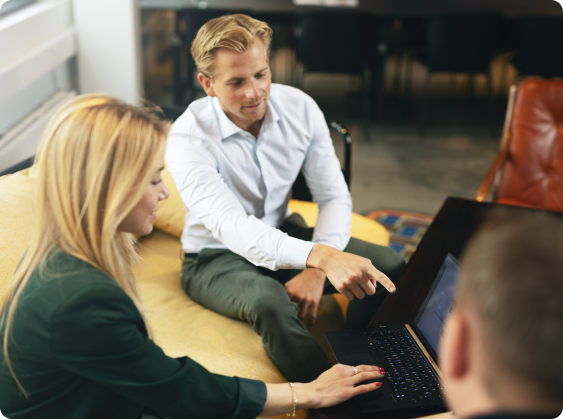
[458,210,563,401]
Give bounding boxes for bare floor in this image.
[347,123,499,216]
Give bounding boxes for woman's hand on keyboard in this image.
[300,363,385,408]
[259,364,385,417]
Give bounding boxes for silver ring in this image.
[353,366,358,375]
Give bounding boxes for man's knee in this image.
[245,280,297,329]
[244,279,304,336]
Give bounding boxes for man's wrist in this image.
[306,267,327,282]
[306,244,334,271]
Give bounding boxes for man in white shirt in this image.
[167,14,405,382]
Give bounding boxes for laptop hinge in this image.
[405,324,444,381]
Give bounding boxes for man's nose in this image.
[245,80,260,100]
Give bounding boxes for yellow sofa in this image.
[0,167,389,418]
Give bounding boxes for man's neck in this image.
[450,382,497,418]
[245,119,263,138]
[223,108,264,139]
[451,381,561,419]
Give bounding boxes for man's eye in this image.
[256,73,265,79]
[232,80,242,86]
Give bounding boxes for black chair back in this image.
[291,121,352,202]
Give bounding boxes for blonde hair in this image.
[191,14,272,79]
[0,94,170,395]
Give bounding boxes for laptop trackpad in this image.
[338,352,375,366]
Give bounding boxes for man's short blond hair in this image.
[191,14,273,79]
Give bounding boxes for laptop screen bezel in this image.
[411,253,460,366]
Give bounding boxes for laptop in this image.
[325,253,460,415]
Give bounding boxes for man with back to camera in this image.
[439,212,563,419]
[166,14,405,383]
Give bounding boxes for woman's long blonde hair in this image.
[1,94,169,394]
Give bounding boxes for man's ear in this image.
[440,310,470,380]
[197,73,216,97]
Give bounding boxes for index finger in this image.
[367,266,396,293]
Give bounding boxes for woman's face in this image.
[118,151,169,236]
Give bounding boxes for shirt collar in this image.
[212,97,242,140]
[212,96,280,141]
[264,97,280,127]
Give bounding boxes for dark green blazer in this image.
[0,251,266,419]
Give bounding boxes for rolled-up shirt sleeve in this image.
[167,132,314,270]
[301,97,352,251]
[52,283,267,419]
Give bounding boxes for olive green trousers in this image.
[181,215,405,382]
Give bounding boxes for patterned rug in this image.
[365,210,434,262]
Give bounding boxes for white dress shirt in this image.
[166,83,352,271]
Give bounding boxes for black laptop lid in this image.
[412,253,460,365]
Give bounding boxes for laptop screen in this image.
[413,254,460,360]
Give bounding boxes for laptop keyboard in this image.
[362,328,445,404]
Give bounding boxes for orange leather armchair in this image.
[476,79,563,212]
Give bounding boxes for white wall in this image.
[0,0,144,172]
[0,0,76,172]
[0,0,75,118]
[72,0,144,105]
[0,90,76,172]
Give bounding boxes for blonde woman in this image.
[0,95,385,419]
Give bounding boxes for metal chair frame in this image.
[476,84,518,202]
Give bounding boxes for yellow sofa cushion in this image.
[154,167,186,239]
[136,229,308,419]
[288,200,389,246]
[0,167,390,419]
[0,169,34,306]
[0,169,306,418]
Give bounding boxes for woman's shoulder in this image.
[7,251,141,359]
[41,249,117,282]
[38,250,120,290]
[20,250,130,317]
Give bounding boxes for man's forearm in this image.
[311,195,352,251]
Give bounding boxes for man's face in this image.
[199,38,271,133]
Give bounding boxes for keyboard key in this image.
[362,328,442,404]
